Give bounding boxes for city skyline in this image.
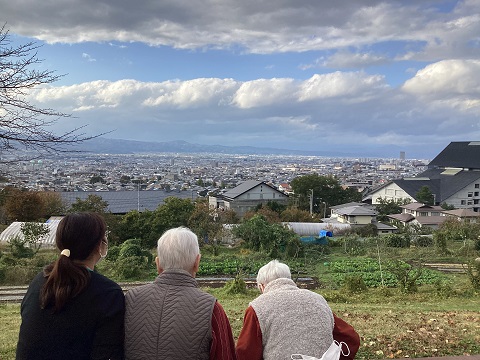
[1,0,480,158]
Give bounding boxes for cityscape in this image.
[0,150,428,199]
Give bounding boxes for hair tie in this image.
[60,249,71,257]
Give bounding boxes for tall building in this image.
[400,151,405,160]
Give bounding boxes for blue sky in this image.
[1,0,480,159]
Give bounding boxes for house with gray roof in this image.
[208,180,289,217]
[367,141,480,212]
[325,202,397,234]
[387,202,480,229]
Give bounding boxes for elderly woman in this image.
[16,213,125,360]
[236,260,359,360]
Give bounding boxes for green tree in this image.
[244,205,281,224]
[120,175,131,184]
[441,202,455,210]
[415,186,435,205]
[8,222,50,258]
[4,189,45,221]
[151,197,195,239]
[38,192,67,217]
[188,200,223,245]
[290,174,361,213]
[116,210,156,248]
[435,218,480,250]
[69,194,109,213]
[280,207,316,222]
[90,175,106,184]
[375,197,411,222]
[232,214,300,258]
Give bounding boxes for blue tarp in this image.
[319,230,333,237]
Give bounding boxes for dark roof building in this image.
[60,190,197,214]
[367,141,480,212]
[428,141,480,169]
[209,180,289,217]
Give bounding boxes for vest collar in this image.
[155,269,198,287]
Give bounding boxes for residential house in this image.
[388,203,446,230]
[278,183,293,194]
[367,141,480,212]
[442,208,480,223]
[386,202,480,230]
[208,180,289,217]
[325,202,397,234]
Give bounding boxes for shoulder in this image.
[90,271,123,296]
[124,282,156,303]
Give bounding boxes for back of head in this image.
[157,227,200,272]
[56,212,106,260]
[256,260,291,286]
[41,212,107,312]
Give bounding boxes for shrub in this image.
[384,234,410,248]
[465,259,480,290]
[414,235,434,247]
[112,256,151,280]
[434,279,455,298]
[433,232,449,255]
[387,260,422,293]
[8,235,34,258]
[343,275,368,293]
[341,236,366,256]
[106,245,120,262]
[222,276,247,295]
[355,223,378,237]
[322,292,349,303]
[119,242,144,258]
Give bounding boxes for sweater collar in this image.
[263,277,298,294]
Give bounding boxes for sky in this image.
[1,0,480,159]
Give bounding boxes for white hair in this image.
[157,227,200,272]
[256,260,291,286]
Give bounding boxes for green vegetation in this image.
[1,174,480,359]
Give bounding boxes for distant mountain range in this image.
[72,137,354,157]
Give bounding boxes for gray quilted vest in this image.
[125,270,216,360]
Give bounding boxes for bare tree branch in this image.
[0,23,105,163]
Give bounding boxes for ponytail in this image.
[39,213,106,312]
[40,256,91,312]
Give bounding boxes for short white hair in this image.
[256,260,291,286]
[157,227,200,272]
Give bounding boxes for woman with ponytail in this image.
[16,213,125,360]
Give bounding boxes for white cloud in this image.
[1,0,478,60]
[20,59,477,155]
[402,59,480,111]
[322,51,389,68]
[232,78,296,109]
[298,72,387,101]
[82,53,96,62]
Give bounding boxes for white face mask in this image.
[291,341,350,360]
[97,240,108,264]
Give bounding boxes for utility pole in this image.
[309,189,313,216]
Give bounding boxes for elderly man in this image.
[124,227,236,360]
[236,260,360,360]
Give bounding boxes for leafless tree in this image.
[0,24,101,162]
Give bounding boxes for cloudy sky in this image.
[2,0,480,159]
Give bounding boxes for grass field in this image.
[2,283,479,360]
[2,239,479,359]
